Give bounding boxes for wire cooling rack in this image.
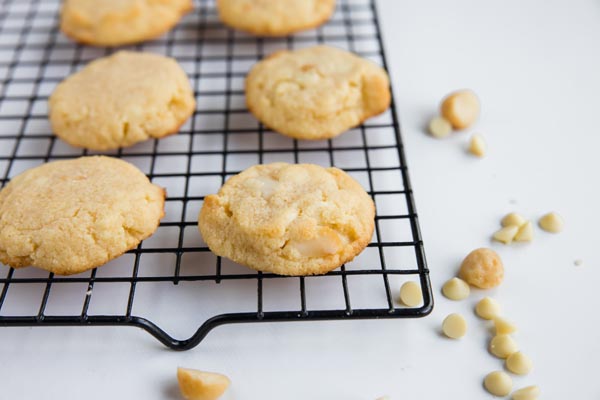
[0,0,432,350]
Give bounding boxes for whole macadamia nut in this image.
[459,248,504,289]
[440,90,480,130]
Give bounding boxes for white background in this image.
[1,0,599,399]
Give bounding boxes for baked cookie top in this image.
[246,45,391,140]
[199,163,375,276]
[60,0,193,46]
[49,51,195,151]
[0,156,165,275]
[216,0,335,36]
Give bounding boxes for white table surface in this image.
[1,0,599,399]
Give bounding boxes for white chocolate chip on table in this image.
[399,281,423,307]
[468,134,486,157]
[459,248,504,289]
[428,116,452,138]
[489,334,519,358]
[501,213,526,227]
[177,367,231,400]
[494,316,517,335]
[440,90,480,130]
[539,211,564,233]
[506,351,533,375]
[442,277,470,300]
[475,297,501,320]
[514,221,534,242]
[442,313,467,339]
[484,371,513,397]
[493,225,519,244]
[512,385,540,400]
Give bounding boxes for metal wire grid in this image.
[0,0,432,350]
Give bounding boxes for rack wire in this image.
[0,0,432,350]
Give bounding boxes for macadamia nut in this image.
[501,213,526,227]
[539,212,564,233]
[495,316,517,335]
[468,134,486,157]
[442,313,467,339]
[484,371,513,396]
[428,116,452,138]
[399,281,423,307]
[459,248,504,289]
[512,385,540,400]
[177,368,231,400]
[441,90,480,129]
[493,225,519,244]
[475,297,501,320]
[442,277,470,300]
[490,334,519,358]
[506,352,533,375]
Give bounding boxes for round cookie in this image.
[199,163,375,276]
[216,0,335,36]
[0,156,165,275]
[60,0,193,46]
[49,51,195,151]
[246,45,391,140]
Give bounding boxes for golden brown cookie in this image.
[49,51,195,151]
[216,0,335,36]
[246,45,391,140]
[199,163,375,276]
[60,0,193,46]
[0,156,165,275]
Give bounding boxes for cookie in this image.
[60,0,193,46]
[49,51,195,151]
[0,156,165,276]
[246,45,391,140]
[199,163,375,276]
[216,0,335,36]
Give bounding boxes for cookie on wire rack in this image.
[49,51,195,151]
[199,163,375,276]
[0,156,165,276]
[216,0,336,37]
[60,0,193,46]
[245,45,391,140]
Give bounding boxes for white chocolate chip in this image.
[493,225,519,244]
[442,277,470,300]
[399,281,423,307]
[468,134,486,157]
[514,221,534,242]
[484,371,513,397]
[506,352,533,375]
[501,213,526,227]
[428,116,453,138]
[495,316,517,335]
[490,334,519,358]
[286,233,341,258]
[538,212,564,233]
[475,297,501,320]
[512,385,540,400]
[441,90,480,130]
[442,313,467,339]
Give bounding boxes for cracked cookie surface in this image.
[216,0,335,36]
[49,51,195,151]
[246,45,391,140]
[60,0,193,46]
[0,156,165,275]
[199,163,375,276]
